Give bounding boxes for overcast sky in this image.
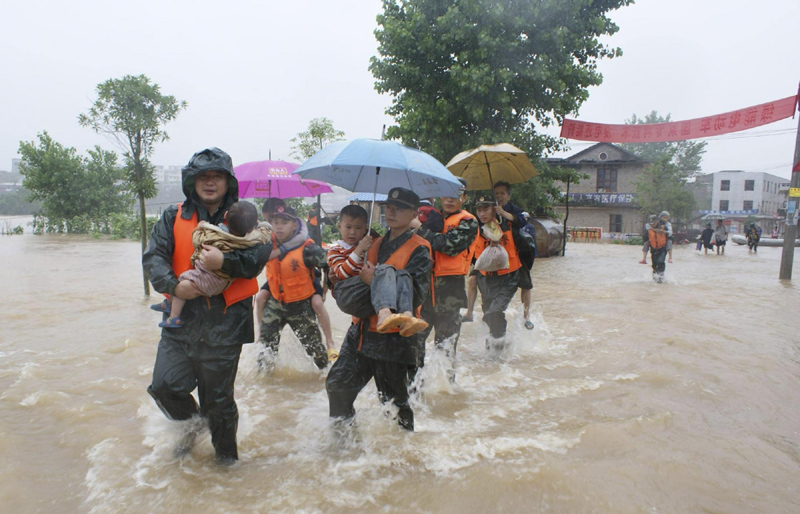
[2,0,798,180]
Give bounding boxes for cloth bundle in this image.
[474,220,509,272]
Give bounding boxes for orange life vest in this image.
[648,229,667,250]
[474,224,522,276]
[352,233,432,336]
[432,210,477,277]
[265,236,316,303]
[172,204,259,307]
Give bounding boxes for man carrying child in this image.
[143,147,270,466]
[326,187,431,431]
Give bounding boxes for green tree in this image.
[290,117,345,161]
[632,154,696,222]
[621,111,706,224]
[370,0,632,165]
[79,74,187,294]
[620,111,707,179]
[18,131,130,231]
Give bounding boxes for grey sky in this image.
[2,0,798,179]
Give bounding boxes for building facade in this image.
[701,170,790,233]
[549,143,646,237]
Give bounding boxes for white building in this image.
[153,165,182,184]
[703,170,789,233]
[709,170,788,215]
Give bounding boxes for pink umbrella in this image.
[234,160,333,199]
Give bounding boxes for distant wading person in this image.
[143,148,270,466]
[701,223,715,255]
[746,223,760,253]
[714,219,728,255]
[648,218,669,283]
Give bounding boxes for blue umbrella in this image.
[293,138,462,225]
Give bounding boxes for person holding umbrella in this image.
[411,178,478,381]
[326,187,432,431]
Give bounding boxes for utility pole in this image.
[778,95,800,280]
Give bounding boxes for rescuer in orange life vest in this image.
[326,187,432,431]
[411,178,478,381]
[472,193,522,351]
[647,214,669,283]
[258,204,330,371]
[143,148,271,466]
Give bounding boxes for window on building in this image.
[743,200,753,210]
[596,168,617,192]
[719,200,729,211]
[720,180,730,191]
[744,180,755,191]
[609,214,622,233]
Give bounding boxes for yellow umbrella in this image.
[446,143,537,191]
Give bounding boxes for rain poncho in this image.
[143,147,271,461]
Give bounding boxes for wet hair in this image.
[493,181,512,193]
[227,201,259,237]
[339,204,369,224]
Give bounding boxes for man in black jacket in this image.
[143,148,270,465]
[326,187,431,431]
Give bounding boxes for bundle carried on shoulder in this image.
[474,220,509,272]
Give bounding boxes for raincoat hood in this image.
[181,147,239,208]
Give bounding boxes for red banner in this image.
[560,95,798,143]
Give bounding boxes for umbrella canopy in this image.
[292,138,462,199]
[234,160,332,199]
[702,213,726,221]
[446,143,537,191]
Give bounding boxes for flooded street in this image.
[1,234,799,513]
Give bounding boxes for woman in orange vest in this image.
[258,205,330,371]
[472,193,522,350]
[412,179,478,380]
[143,148,271,466]
[327,187,432,431]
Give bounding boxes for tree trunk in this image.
[139,191,150,296]
[562,179,570,256]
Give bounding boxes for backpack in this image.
[515,222,537,256]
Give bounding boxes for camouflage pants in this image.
[427,275,467,353]
[259,296,327,369]
[476,270,518,339]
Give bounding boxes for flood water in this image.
[1,234,799,513]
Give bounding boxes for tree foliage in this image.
[632,154,696,222]
[621,111,706,223]
[18,131,131,232]
[290,117,346,161]
[79,74,186,294]
[370,0,632,165]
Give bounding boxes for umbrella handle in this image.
[368,167,380,229]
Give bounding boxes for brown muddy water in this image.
[1,234,799,514]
